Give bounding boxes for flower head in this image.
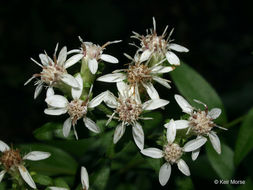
[25,43,83,99]
[0,140,50,189]
[103,82,169,149]
[97,54,174,100]
[68,36,121,74]
[141,120,194,186]
[131,17,189,65]
[45,74,106,139]
[173,94,227,159]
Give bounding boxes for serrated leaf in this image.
[206,142,234,179]
[234,108,253,166]
[19,144,78,176]
[170,63,227,124]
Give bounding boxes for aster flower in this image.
[97,54,174,100]
[44,74,106,139]
[25,43,83,99]
[67,36,121,74]
[49,166,89,190]
[0,140,50,189]
[172,94,227,160]
[103,82,170,150]
[131,17,189,65]
[141,120,198,186]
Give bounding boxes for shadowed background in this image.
[0,0,252,189]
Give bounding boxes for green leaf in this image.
[234,107,253,166]
[91,167,110,190]
[170,63,227,124]
[33,122,74,141]
[175,177,194,190]
[19,143,78,176]
[206,142,234,179]
[33,174,53,186]
[54,178,70,188]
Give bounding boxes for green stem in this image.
[80,58,95,99]
[223,115,246,129]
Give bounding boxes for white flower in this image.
[97,54,174,100]
[24,43,83,99]
[68,36,121,74]
[44,74,106,140]
[103,82,170,150]
[49,166,89,190]
[141,120,196,186]
[131,17,189,65]
[0,140,50,189]
[172,94,227,159]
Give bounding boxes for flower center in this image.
[37,64,66,85]
[189,110,214,135]
[82,44,101,60]
[0,149,22,170]
[127,64,152,85]
[141,35,167,54]
[163,143,183,164]
[67,99,88,125]
[116,97,142,124]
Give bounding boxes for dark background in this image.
[0,0,252,189]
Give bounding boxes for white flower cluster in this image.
[8,17,227,188]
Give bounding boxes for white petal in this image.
[71,74,83,99]
[174,94,193,114]
[81,166,89,190]
[67,49,81,54]
[0,140,10,152]
[84,117,100,133]
[192,149,200,161]
[159,163,171,186]
[64,54,83,68]
[140,49,152,62]
[142,82,159,99]
[24,76,35,86]
[116,81,129,97]
[169,43,189,52]
[34,83,43,99]
[61,74,80,88]
[100,54,119,63]
[166,51,180,65]
[18,165,36,189]
[88,91,106,108]
[152,76,171,89]
[39,54,52,65]
[63,118,72,138]
[142,99,169,110]
[166,119,176,144]
[57,46,67,65]
[140,148,163,158]
[174,120,189,129]
[209,131,221,154]
[103,91,118,108]
[49,187,68,190]
[23,151,51,161]
[132,122,144,150]
[177,159,190,176]
[113,123,126,144]
[183,136,207,152]
[44,108,67,115]
[88,58,98,74]
[45,95,68,108]
[208,108,222,119]
[0,170,6,182]
[97,73,126,83]
[46,87,55,97]
[150,65,174,74]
